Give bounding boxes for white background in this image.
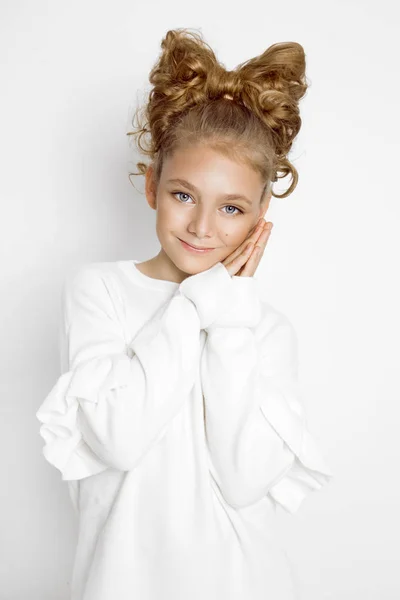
[1,1,399,599]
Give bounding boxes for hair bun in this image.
[150,29,218,105]
[237,42,307,150]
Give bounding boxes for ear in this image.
[145,165,157,210]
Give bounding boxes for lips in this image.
[178,238,215,253]
[181,240,213,250]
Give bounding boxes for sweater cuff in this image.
[179,262,262,330]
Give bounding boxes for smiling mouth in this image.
[178,238,216,252]
[181,239,214,249]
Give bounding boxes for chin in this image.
[174,252,218,275]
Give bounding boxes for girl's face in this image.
[145,143,270,282]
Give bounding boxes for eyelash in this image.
[171,191,244,216]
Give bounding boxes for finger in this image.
[224,222,268,267]
[253,226,272,258]
[240,243,262,276]
[247,220,272,246]
[249,219,267,240]
[240,226,272,276]
[223,241,253,276]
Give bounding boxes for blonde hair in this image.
[127,28,308,200]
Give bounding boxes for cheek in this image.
[158,201,185,226]
[224,228,248,247]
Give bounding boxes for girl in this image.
[36,28,333,600]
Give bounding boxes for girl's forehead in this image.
[162,145,256,178]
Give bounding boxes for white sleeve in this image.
[180,262,333,514]
[36,265,201,481]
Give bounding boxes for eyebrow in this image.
[166,178,253,207]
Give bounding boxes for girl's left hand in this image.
[221,218,273,277]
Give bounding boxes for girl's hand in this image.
[221,218,273,277]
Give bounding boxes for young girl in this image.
[36,28,333,600]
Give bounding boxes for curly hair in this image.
[127,28,308,199]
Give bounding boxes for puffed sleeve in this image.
[36,264,202,481]
[180,262,333,513]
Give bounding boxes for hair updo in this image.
[127,28,308,200]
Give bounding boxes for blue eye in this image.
[172,192,243,216]
[174,192,191,203]
[223,205,242,216]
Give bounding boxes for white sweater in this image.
[36,258,333,600]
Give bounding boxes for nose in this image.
[187,207,216,240]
